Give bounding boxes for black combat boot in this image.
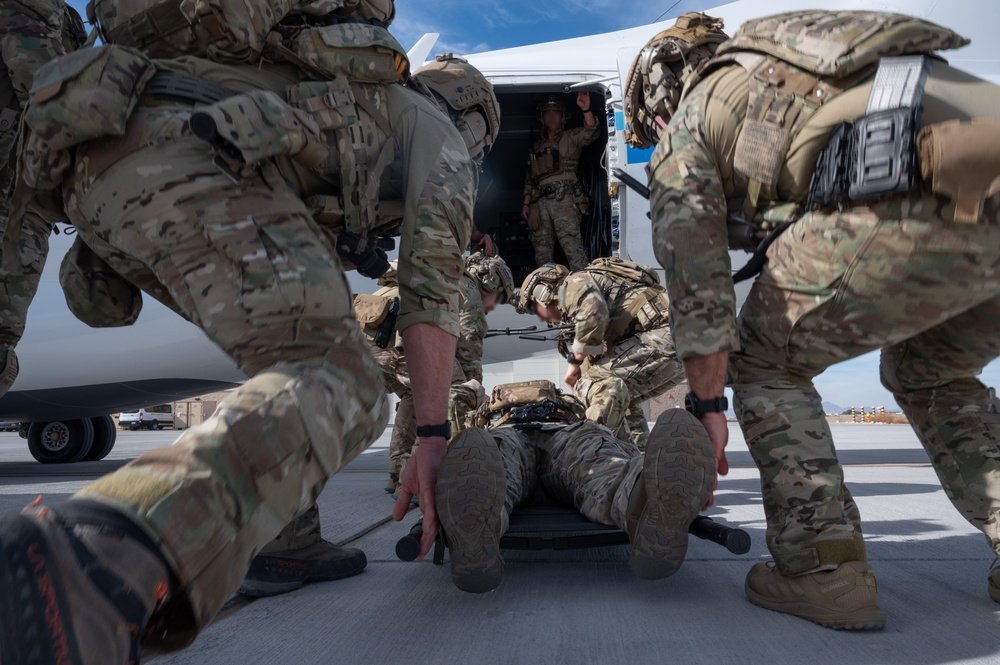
[0,498,182,664]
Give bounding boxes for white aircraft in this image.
[2,0,997,463]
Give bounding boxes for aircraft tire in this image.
[27,418,95,464]
[83,415,117,461]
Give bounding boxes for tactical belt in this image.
[141,71,234,107]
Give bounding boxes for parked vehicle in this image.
[118,404,175,431]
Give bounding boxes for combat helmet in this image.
[515,263,570,315]
[623,12,728,148]
[412,53,501,161]
[466,253,515,304]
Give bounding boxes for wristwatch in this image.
[415,422,452,439]
[684,392,728,417]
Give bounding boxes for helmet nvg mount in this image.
[516,263,570,315]
[466,253,515,305]
[412,53,501,161]
[623,12,728,149]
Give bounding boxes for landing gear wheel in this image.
[27,418,95,464]
[84,415,117,461]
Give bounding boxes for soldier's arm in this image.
[649,83,737,493]
[390,95,474,554]
[562,273,608,357]
[649,84,737,367]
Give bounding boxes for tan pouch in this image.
[917,119,1000,223]
[353,293,393,330]
[59,235,143,328]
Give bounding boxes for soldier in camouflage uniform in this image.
[435,379,714,593]
[0,0,85,398]
[516,259,685,449]
[0,1,479,660]
[628,10,1000,630]
[238,52,504,597]
[520,92,598,271]
[358,253,514,499]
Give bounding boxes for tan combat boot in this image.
[0,498,182,664]
[745,561,887,630]
[626,409,715,579]
[988,560,1000,603]
[435,428,506,593]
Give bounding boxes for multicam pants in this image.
[68,106,389,637]
[528,188,589,271]
[483,421,644,532]
[730,197,1000,575]
[575,324,686,449]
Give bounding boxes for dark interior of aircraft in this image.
[474,86,613,285]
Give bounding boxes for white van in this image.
[118,404,175,430]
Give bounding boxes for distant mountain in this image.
[822,401,845,415]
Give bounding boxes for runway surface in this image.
[0,422,996,665]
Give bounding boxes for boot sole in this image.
[630,409,715,580]
[745,584,887,630]
[436,429,506,593]
[0,513,85,664]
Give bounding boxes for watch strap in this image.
[415,422,452,439]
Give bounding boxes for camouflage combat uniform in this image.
[651,29,1000,577]
[523,123,597,270]
[559,263,685,448]
[13,49,474,643]
[364,269,487,482]
[0,0,84,394]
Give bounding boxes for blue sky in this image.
[65,0,1000,411]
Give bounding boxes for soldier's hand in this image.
[564,363,581,388]
[699,412,729,508]
[392,438,447,559]
[471,230,495,256]
[576,91,591,112]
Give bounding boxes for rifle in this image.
[519,324,575,360]
[485,325,537,339]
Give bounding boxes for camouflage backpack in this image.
[684,10,969,222]
[480,380,585,427]
[86,0,403,72]
[582,256,660,288]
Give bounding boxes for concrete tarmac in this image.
[0,422,997,664]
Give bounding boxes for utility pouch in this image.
[917,119,1000,223]
[293,23,408,83]
[635,292,669,332]
[189,89,328,179]
[59,235,143,328]
[25,45,155,150]
[807,108,921,209]
[849,106,921,201]
[526,202,542,232]
[806,121,853,210]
